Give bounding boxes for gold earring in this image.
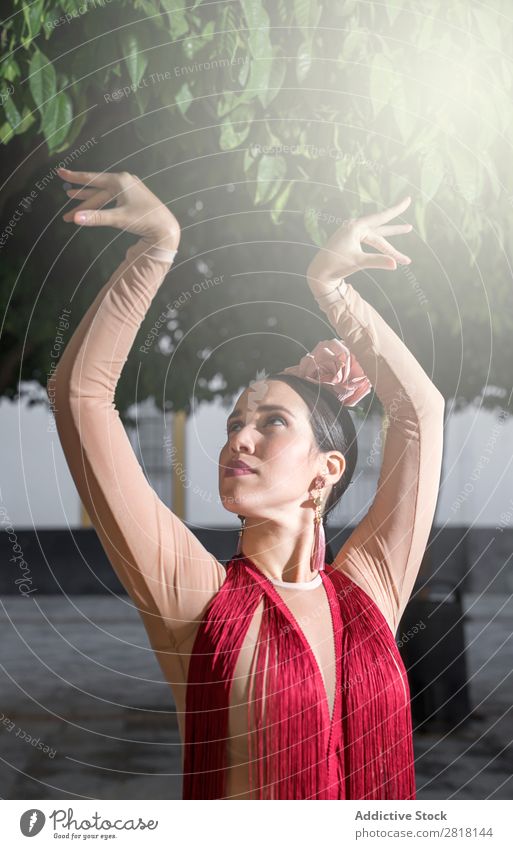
[310,476,327,573]
[236,515,246,555]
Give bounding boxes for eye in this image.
[266,415,286,427]
[226,415,286,434]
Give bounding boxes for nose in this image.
[229,422,256,454]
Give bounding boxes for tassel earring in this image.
[236,514,246,556]
[310,476,326,573]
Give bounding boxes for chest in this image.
[183,563,414,799]
[227,586,337,758]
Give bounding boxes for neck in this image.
[238,513,320,583]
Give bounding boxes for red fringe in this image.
[182,554,416,800]
[311,516,326,573]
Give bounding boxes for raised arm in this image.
[307,199,444,634]
[48,168,226,651]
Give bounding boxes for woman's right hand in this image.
[57,167,180,251]
[306,195,413,294]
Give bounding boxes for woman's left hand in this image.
[306,196,413,294]
[57,167,180,251]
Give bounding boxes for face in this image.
[218,378,345,521]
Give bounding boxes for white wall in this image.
[436,403,513,526]
[0,385,80,529]
[2,385,512,531]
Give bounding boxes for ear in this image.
[322,450,346,486]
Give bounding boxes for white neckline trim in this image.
[269,573,323,590]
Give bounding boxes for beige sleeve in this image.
[48,236,226,651]
[313,279,445,634]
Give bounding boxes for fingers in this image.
[56,167,113,189]
[66,189,99,200]
[375,223,413,237]
[62,190,111,222]
[68,207,121,227]
[359,251,397,271]
[359,195,411,228]
[362,232,411,264]
[64,187,99,199]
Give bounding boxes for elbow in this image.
[412,383,444,429]
[46,363,72,422]
[417,385,445,438]
[430,386,445,419]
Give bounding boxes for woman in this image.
[50,167,444,800]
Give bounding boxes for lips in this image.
[225,461,257,477]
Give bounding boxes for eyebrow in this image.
[227,404,296,422]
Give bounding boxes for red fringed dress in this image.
[50,236,445,800]
[183,553,416,799]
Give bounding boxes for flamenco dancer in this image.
[50,167,444,800]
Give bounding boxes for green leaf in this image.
[183,36,202,60]
[294,0,322,37]
[56,103,87,149]
[238,56,251,87]
[121,32,148,88]
[241,55,274,108]
[221,17,239,64]
[243,145,257,173]
[259,53,287,109]
[43,92,74,152]
[296,41,312,83]
[175,81,194,115]
[12,105,35,135]
[355,170,382,206]
[304,204,327,247]
[1,58,21,82]
[369,55,398,118]
[240,0,269,32]
[448,146,483,207]
[390,88,416,145]
[0,121,14,145]
[339,27,367,62]
[413,201,427,243]
[161,0,190,38]
[29,50,56,112]
[239,0,273,105]
[420,150,445,203]
[294,0,312,31]
[219,103,254,149]
[478,148,501,202]
[277,0,289,24]
[271,179,294,224]
[217,90,242,118]
[3,90,21,130]
[135,83,153,113]
[255,153,286,204]
[22,0,44,42]
[199,20,215,44]
[335,155,354,192]
[240,0,271,62]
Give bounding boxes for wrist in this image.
[307,267,344,298]
[143,231,180,253]
[142,214,181,252]
[311,279,348,311]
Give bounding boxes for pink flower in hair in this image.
[279,338,372,407]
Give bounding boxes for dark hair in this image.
[267,372,358,525]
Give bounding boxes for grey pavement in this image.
[0,592,511,800]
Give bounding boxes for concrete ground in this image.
[0,592,511,800]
